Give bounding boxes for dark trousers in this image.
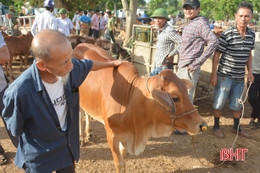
[109,31,115,43]
[0,86,19,152]
[93,29,99,39]
[0,144,4,154]
[248,74,260,119]
[88,28,93,37]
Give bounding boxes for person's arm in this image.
[247,50,254,83]
[91,60,123,71]
[0,45,10,64]
[168,30,182,57]
[2,90,24,137]
[188,21,219,71]
[31,19,37,36]
[210,50,221,87]
[0,32,10,64]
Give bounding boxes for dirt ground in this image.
[1,36,260,173]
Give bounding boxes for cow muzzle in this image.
[200,122,208,131]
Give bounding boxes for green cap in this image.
[59,8,67,14]
[151,8,169,20]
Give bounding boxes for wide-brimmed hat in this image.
[59,8,67,14]
[151,8,169,20]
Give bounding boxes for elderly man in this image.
[150,8,182,76]
[2,29,122,172]
[210,2,255,138]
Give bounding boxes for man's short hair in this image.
[237,2,253,14]
[78,9,82,13]
[83,10,88,15]
[32,30,68,61]
[95,10,100,13]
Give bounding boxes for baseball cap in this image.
[183,0,200,8]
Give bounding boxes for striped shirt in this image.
[217,26,255,81]
[155,23,182,67]
[178,16,218,70]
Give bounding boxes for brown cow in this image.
[95,39,130,60]
[68,35,96,49]
[4,31,33,78]
[73,43,207,173]
[68,35,130,60]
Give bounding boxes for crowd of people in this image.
[31,0,116,42]
[0,0,259,172]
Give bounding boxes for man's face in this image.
[153,17,167,29]
[60,13,66,19]
[44,42,73,77]
[183,5,200,20]
[235,8,252,29]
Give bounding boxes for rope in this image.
[192,82,252,168]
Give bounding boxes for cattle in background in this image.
[73,43,207,173]
[4,31,33,78]
[68,35,96,49]
[68,35,130,60]
[95,39,130,60]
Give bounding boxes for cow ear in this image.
[151,89,175,113]
[181,79,193,89]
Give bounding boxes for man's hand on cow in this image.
[91,60,124,71]
[111,60,124,67]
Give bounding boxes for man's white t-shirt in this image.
[42,78,68,131]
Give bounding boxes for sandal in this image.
[0,153,8,165]
[249,121,257,130]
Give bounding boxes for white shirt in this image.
[31,10,58,36]
[72,14,81,30]
[42,79,68,131]
[57,17,74,37]
[0,33,7,92]
[99,16,107,30]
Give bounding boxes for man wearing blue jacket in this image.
[1,29,122,173]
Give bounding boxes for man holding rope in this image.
[210,2,255,139]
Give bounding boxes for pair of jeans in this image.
[176,67,201,104]
[150,65,173,76]
[213,76,244,111]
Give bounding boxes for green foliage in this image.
[1,0,14,6]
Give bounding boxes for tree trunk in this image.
[121,0,138,46]
[111,0,117,25]
[182,0,185,6]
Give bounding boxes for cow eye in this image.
[172,97,180,102]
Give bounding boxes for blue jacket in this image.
[2,58,93,173]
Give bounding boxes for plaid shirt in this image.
[178,16,219,70]
[155,23,182,67]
